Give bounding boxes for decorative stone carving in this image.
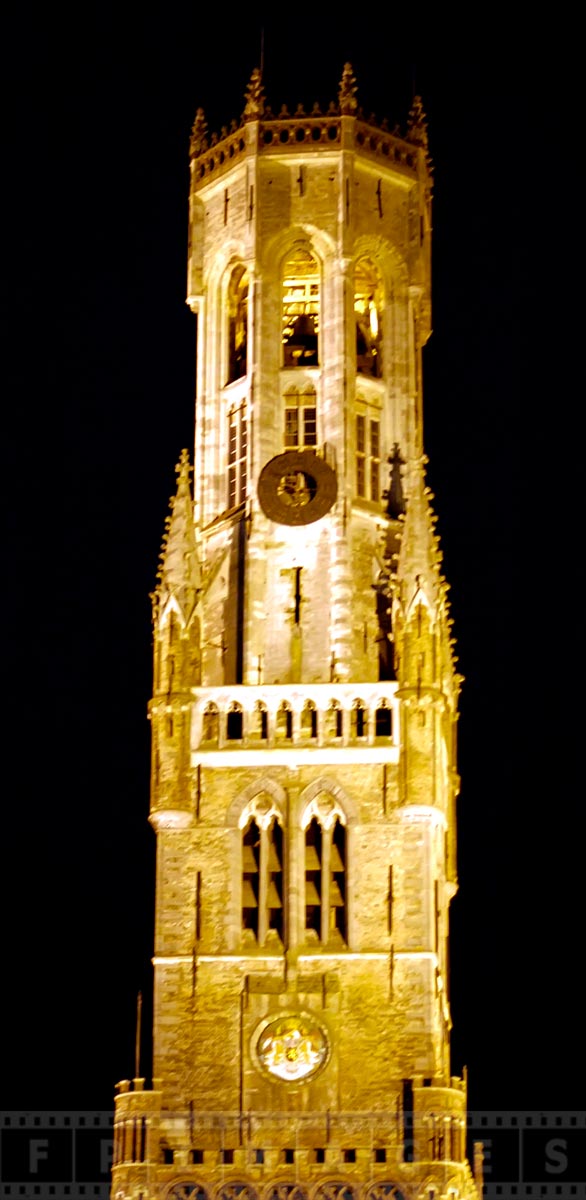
[243,68,265,120]
[338,63,358,115]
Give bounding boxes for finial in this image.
[406,95,429,151]
[190,108,208,158]
[175,448,191,487]
[338,63,358,115]
[243,67,265,121]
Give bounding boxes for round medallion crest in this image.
[253,1012,329,1082]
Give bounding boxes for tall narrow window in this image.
[267,818,283,940]
[227,403,247,508]
[305,818,322,937]
[356,415,366,497]
[283,387,318,449]
[354,256,383,378]
[330,818,347,941]
[303,800,348,947]
[242,818,260,937]
[227,266,248,383]
[241,807,284,945]
[370,418,380,501]
[356,408,381,502]
[282,247,319,367]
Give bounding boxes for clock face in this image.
[257,450,337,526]
[253,1013,329,1082]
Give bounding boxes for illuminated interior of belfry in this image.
[111,64,484,1200]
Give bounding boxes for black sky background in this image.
[3,7,581,1116]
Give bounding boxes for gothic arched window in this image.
[282,247,319,367]
[241,803,284,945]
[354,256,383,378]
[242,817,260,937]
[303,800,347,946]
[227,265,248,383]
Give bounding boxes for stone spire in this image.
[396,456,444,616]
[243,67,265,120]
[338,63,358,115]
[153,450,201,624]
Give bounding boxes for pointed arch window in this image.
[303,800,347,946]
[354,257,383,378]
[241,807,284,944]
[282,247,319,367]
[227,265,249,383]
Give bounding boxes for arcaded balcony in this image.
[190,682,399,765]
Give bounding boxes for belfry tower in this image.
[112,66,483,1200]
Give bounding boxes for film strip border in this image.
[0,1111,584,1200]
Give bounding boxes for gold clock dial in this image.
[257,450,337,526]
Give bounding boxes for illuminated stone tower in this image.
[112,66,483,1200]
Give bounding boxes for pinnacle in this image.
[154,450,201,620]
[396,456,444,613]
[338,63,358,115]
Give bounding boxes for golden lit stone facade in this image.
[112,65,482,1200]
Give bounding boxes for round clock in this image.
[253,1012,330,1083]
[257,450,337,526]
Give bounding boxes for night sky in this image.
[4,8,580,1117]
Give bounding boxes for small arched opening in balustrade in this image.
[301,700,318,739]
[276,701,293,741]
[226,702,243,740]
[375,700,393,738]
[201,703,219,745]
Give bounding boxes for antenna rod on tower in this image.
[134,990,142,1079]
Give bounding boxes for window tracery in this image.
[303,796,347,944]
[241,800,284,943]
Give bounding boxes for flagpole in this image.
[134,990,142,1079]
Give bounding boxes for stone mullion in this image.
[320,824,331,945]
[258,825,269,945]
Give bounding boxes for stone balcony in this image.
[189,682,400,766]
